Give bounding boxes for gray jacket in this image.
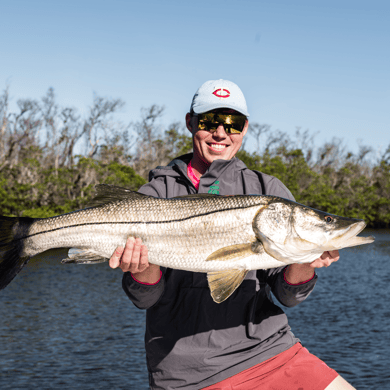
[122,154,317,390]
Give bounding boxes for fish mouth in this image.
[327,221,375,249]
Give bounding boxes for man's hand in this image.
[109,237,161,283]
[109,237,149,273]
[309,250,340,268]
[285,250,340,284]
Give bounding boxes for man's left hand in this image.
[309,250,340,268]
[285,250,340,284]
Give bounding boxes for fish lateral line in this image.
[14,202,263,241]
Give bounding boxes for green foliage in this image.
[0,157,146,218]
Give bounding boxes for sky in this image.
[1,0,389,158]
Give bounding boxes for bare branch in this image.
[248,123,271,153]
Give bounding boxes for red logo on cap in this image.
[213,89,230,98]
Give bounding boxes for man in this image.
[110,80,356,389]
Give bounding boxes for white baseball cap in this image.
[190,79,249,117]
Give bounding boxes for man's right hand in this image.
[109,237,161,283]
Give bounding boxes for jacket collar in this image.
[149,153,249,195]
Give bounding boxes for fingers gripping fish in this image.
[0,185,374,303]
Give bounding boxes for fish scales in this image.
[24,195,272,272]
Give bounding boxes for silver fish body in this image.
[0,185,375,302]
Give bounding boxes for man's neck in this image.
[189,156,210,179]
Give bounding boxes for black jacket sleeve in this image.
[268,267,318,307]
[122,271,165,309]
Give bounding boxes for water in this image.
[0,230,389,389]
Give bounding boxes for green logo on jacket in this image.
[208,181,220,195]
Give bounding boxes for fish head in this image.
[290,205,374,251]
[253,199,375,264]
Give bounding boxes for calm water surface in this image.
[0,230,389,389]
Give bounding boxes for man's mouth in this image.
[209,143,227,151]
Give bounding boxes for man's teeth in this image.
[210,144,226,150]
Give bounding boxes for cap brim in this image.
[193,103,249,117]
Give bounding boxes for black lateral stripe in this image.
[22,203,258,240]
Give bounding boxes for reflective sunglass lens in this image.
[197,113,246,134]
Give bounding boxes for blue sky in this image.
[1,0,389,157]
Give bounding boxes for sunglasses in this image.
[194,112,247,134]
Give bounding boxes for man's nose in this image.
[213,124,228,138]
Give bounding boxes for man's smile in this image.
[208,143,227,151]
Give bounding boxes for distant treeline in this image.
[1,87,389,227]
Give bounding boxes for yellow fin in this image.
[206,243,255,262]
[207,269,249,303]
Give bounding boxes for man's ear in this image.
[242,119,249,137]
[185,113,193,133]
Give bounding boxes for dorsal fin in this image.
[87,184,150,207]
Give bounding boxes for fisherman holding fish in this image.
[109,80,356,390]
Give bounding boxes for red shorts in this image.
[202,343,338,390]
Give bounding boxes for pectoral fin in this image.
[61,248,108,264]
[206,243,257,262]
[207,269,249,303]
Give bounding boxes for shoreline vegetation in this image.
[1,88,389,228]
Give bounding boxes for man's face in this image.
[186,109,248,167]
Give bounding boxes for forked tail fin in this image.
[0,216,35,290]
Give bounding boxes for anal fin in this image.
[61,248,108,264]
[207,269,249,303]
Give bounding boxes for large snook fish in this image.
[0,185,374,303]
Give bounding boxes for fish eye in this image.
[325,216,333,223]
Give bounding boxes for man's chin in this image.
[206,148,231,160]
[205,154,229,164]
